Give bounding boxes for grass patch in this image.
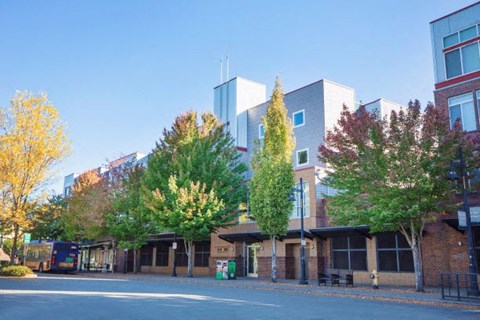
[0,265,34,277]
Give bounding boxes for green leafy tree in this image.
[29,194,67,241]
[107,165,156,273]
[318,101,468,292]
[143,111,247,277]
[250,78,295,282]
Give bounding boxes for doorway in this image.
[246,243,260,277]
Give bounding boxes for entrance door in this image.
[247,243,260,277]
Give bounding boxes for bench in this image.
[318,269,354,287]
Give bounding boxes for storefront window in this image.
[155,243,169,267]
[140,246,153,266]
[331,235,367,270]
[176,242,188,267]
[194,242,210,267]
[377,233,413,272]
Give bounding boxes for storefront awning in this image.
[147,233,184,244]
[442,217,464,234]
[309,225,371,239]
[218,230,314,244]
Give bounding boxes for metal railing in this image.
[441,272,480,301]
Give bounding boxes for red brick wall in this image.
[421,218,469,286]
[434,78,480,135]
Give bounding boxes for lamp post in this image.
[447,146,478,295]
[172,234,177,277]
[290,177,308,285]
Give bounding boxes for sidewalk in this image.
[66,272,480,310]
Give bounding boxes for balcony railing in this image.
[458,206,480,228]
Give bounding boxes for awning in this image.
[218,230,314,244]
[147,233,183,244]
[309,225,371,239]
[442,217,464,234]
[80,240,113,249]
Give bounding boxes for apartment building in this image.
[429,1,480,284]
[431,2,480,132]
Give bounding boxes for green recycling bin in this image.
[227,260,236,280]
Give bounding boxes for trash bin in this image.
[227,260,236,280]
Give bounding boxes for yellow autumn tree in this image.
[0,91,70,261]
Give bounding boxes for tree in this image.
[107,165,156,273]
[143,111,246,277]
[0,91,70,262]
[318,101,467,292]
[249,78,295,282]
[29,194,67,241]
[63,169,111,242]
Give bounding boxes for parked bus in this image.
[24,240,79,273]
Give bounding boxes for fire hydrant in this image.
[370,269,379,289]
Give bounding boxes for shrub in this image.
[0,265,34,277]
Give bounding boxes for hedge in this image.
[0,265,34,277]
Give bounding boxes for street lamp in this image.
[447,146,478,295]
[172,234,177,277]
[290,177,308,285]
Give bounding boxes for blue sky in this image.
[0,1,475,193]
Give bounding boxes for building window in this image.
[462,42,480,74]
[292,110,305,127]
[460,25,478,42]
[331,236,367,270]
[477,91,480,120]
[259,123,265,139]
[448,93,476,131]
[291,181,310,218]
[474,228,480,271]
[377,233,413,272]
[176,242,188,267]
[155,243,169,267]
[296,148,309,166]
[444,42,480,79]
[140,246,153,266]
[443,24,479,48]
[194,242,210,267]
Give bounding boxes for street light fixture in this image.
[447,146,478,295]
[290,177,308,285]
[172,234,177,277]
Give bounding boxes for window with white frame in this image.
[448,93,476,131]
[296,148,309,166]
[259,123,265,139]
[444,42,480,79]
[443,25,479,48]
[291,181,310,218]
[292,110,305,127]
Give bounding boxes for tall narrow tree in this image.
[107,165,156,273]
[250,78,295,282]
[319,101,468,292]
[143,111,246,277]
[0,91,70,262]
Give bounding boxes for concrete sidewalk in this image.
[53,272,480,310]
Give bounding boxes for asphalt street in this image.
[0,274,479,320]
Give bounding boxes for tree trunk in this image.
[186,240,193,277]
[411,234,424,292]
[10,224,19,264]
[271,237,277,282]
[133,248,138,274]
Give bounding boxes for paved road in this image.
[0,274,479,320]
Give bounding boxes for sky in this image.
[0,0,476,194]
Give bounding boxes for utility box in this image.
[227,260,236,280]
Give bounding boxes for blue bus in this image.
[24,240,79,273]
